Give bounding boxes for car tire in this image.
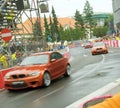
[43,72,51,87]
[64,65,71,77]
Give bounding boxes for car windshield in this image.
[20,54,49,66]
[93,42,105,47]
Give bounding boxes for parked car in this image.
[91,42,108,55]
[4,51,71,90]
[79,95,112,108]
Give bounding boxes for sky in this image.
[42,0,113,17]
[23,0,113,21]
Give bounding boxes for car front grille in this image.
[96,48,102,50]
[11,74,26,79]
[11,83,27,88]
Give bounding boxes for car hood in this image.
[6,65,46,75]
[92,46,105,49]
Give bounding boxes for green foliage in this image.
[83,0,94,27]
[51,6,60,41]
[32,20,42,41]
[74,10,84,28]
[104,14,113,26]
[93,26,108,37]
[49,16,54,42]
[44,14,50,41]
[59,27,85,41]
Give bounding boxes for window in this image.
[50,52,63,60]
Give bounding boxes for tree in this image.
[83,0,94,27]
[93,26,108,38]
[32,20,42,41]
[107,14,114,34]
[74,10,84,28]
[44,14,50,41]
[83,0,94,38]
[51,6,60,41]
[49,15,54,42]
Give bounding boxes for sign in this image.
[1,28,12,42]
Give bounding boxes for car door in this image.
[49,52,65,79]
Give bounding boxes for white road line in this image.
[33,86,64,103]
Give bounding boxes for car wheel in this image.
[64,65,71,77]
[43,72,51,87]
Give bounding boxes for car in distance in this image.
[91,42,108,55]
[4,51,71,90]
[84,42,93,49]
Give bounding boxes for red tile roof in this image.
[16,17,76,34]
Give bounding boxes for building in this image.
[92,13,110,27]
[112,0,120,32]
[15,17,75,38]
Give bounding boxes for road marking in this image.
[83,54,88,57]
[33,86,64,103]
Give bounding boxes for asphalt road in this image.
[0,46,120,108]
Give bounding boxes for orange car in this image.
[91,42,108,55]
[4,51,71,90]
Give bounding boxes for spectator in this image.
[0,52,8,69]
[16,50,23,63]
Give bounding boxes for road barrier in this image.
[68,40,120,48]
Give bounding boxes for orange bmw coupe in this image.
[91,42,108,55]
[4,51,71,90]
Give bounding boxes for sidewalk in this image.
[66,79,120,108]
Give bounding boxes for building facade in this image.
[112,0,120,32]
[92,14,110,27]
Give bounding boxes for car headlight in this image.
[28,71,40,76]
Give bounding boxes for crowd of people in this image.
[0,39,69,69]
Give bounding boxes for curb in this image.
[66,79,120,108]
